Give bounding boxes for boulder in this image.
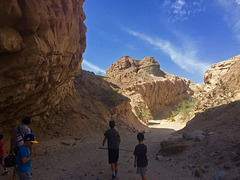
[157,144,188,156]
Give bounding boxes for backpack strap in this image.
[17,125,21,134]
[17,125,24,139]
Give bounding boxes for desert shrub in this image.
[139,109,152,124]
[167,116,175,122]
[170,97,198,121]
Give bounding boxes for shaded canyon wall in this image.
[0,0,86,127]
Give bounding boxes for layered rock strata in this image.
[0,0,86,126]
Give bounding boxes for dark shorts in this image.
[137,167,147,175]
[0,157,4,164]
[17,172,33,180]
[108,149,119,164]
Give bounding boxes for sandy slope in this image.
[2,121,192,180]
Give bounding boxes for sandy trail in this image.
[3,121,192,180]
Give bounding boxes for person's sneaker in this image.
[1,170,8,176]
[115,168,118,175]
[111,175,117,180]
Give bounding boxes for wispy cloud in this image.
[217,0,240,41]
[82,59,106,75]
[162,0,203,21]
[126,29,210,76]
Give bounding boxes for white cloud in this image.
[82,59,106,75]
[172,0,186,12]
[126,29,210,76]
[217,0,240,41]
[163,0,203,21]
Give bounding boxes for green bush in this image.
[171,97,198,121]
[139,109,152,120]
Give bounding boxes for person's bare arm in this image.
[118,136,121,145]
[21,152,38,164]
[102,136,107,147]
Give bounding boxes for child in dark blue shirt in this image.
[134,133,148,180]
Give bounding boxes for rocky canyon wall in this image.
[105,56,193,121]
[0,0,86,127]
[204,55,240,95]
[190,54,240,111]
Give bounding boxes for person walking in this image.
[134,133,148,180]
[102,120,121,180]
[0,134,8,176]
[16,134,38,180]
[10,117,32,180]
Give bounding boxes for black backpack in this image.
[4,154,16,167]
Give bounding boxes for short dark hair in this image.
[22,117,31,125]
[137,133,144,141]
[0,134,3,140]
[109,120,115,128]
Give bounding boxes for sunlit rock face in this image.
[204,55,240,95]
[204,55,240,101]
[0,0,86,124]
[191,55,240,112]
[105,56,193,120]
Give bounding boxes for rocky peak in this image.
[138,56,161,75]
[105,56,193,123]
[106,56,164,78]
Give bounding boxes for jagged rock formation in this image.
[105,56,193,122]
[204,55,240,96]
[0,0,86,129]
[191,55,240,111]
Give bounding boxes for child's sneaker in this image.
[1,170,8,176]
[111,175,117,180]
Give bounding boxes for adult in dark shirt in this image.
[134,133,148,180]
[102,120,121,180]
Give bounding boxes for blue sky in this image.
[82,0,240,83]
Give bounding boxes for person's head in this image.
[0,134,3,140]
[22,116,31,125]
[24,134,38,146]
[109,120,115,128]
[137,133,144,142]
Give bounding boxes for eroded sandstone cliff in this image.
[191,54,240,111]
[105,56,193,122]
[0,0,86,130]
